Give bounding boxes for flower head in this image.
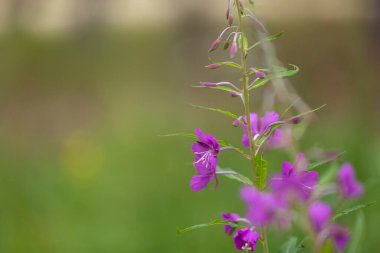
[330,224,350,251]
[337,163,363,199]
[241,186,287,227]
[233,228,260,251]
[241,112,285,149]
[221,212,240,235]
[190,128,220,192]
[270,153,318,201]
[308,201,331,233]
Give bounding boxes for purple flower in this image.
[190,128,220,192]
[308,202,331,233]
[221,212,240,235]
[241,186,287,227]
[337,163,363,199]
[233,228,260,251]
[270,153,318,201]
[330,224,350,251]
[241,112,285,148]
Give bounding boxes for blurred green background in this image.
[0,0,379,252]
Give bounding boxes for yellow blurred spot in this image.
[61,131,104,185]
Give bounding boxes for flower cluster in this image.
[177,0,367,252]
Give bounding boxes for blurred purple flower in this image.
[308,201,331,233]
[337,163,363,199]
[190,128,220,192]
[270,153,318,201]
[240,112,285,148]
[221,212,240,235]
[330,224,350,251]
[233,228,260,251]
[241,186,287,227]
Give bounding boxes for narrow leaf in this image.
[247,32,283,51]
[176,219,228,236]
[191,104,238,119]
[159,133,197,139]
[280,237,298,253]
[217,167,254,185]
[208,59,242,69]
[255,121,285,148]
[254,153,268,190]
[307,151,345,170]
[193,85,237,93]
[333,201,376,220]
[249,65,299,90]
[347,212,365,253]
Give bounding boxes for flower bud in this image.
[230,34,238,58]
[289,117,302,124]
[255,70,266,79]
[200,82,218,87]
[228,15,234,26]
[205,64,221,69]
[208,37,221,52]
[229,92,239,97]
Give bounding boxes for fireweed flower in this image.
[329,224,350,251]
[270,153,318,201]
[233,228,260,252]
[308,201,331,233]
[241,186,287,227]
[238,112,285,148]
[221,212,240,235]
[337,163,363,199]
[190,128,220,192]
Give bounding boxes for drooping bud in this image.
[255,70,266,79]
[230,33,239,58]
[237,0,244,14]
[205,64,221,69]
[289,117,302,124]
[208,37,221,52]
[199,82,218,87]
[228,15,234,26]
[229,92,240,97]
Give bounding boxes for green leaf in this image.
[348,212,365,253]
[159,132,197,139]
[280,237,298,253]
[255,121,285,148]
[217,167,253,185]
[249,65,299,90]
[247,31,283,51]
[333,201,376,220]
[193,85,237,93]
[191,104,238,119]
[254,153,268,190]
[208,59,241,69]
[238,33,248,50]
[307,152,345,170]
[318,163,339,185]
[176,219,228,236]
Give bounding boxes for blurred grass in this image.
[0,20,379,252]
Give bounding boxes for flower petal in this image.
[190,175,213,192]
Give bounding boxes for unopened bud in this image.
[208,37,221,52]
[289,117,302,124]
[200,82,218,87]
[224,41,230,50]
[230,34,238,58]
[228,15,234,26]
[229,92,239,97]
[205,64,221,69]
[255,70,266,79]
[232,119,241,127]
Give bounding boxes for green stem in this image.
[261,230,270,253]
[235,0,256,181]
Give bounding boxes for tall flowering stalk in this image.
[170,1,373,252]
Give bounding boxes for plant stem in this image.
[235,0,256,181]
[261,229,270,253]
[235,2,270,252]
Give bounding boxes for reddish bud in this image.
[229,92,239,97]
[208,38,221,52]
[200,82,218,87]
[205,64,221,69]
[255,71,266,79]
[289,117,303,124]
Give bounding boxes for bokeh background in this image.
[0,0,379,252]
